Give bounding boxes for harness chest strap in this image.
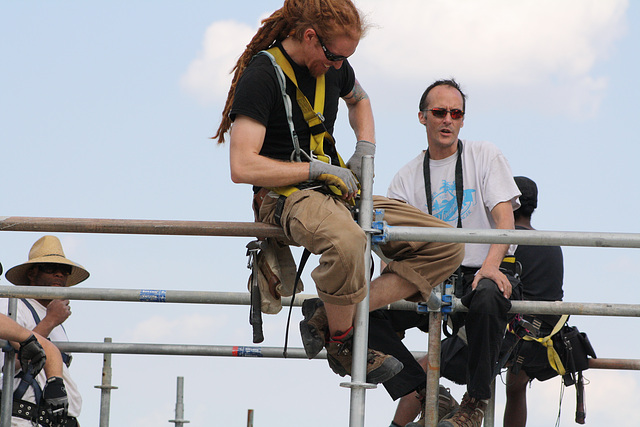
[259,47,348,199]
[265,46,333,159]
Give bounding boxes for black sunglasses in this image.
[37,263,73,275]
[424,108,465,120]
[315,32,348,62]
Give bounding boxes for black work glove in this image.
[18,333,46,376]
[42,376,69,425]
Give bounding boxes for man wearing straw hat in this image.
[1,235,88,426]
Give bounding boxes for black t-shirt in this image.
[230,42,356,164]
[514,225,564,302]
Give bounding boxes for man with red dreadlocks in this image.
[214,0,464,387]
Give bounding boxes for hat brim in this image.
[5,256,90,287]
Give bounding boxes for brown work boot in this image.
[299,298,328,359]
[436,392,487,427]
[325,328,403,384]
[405,385,460,426]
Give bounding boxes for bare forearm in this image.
[344,80,376,143]
[230,152,311,187]
[229,115,312,187]
[483,243,510,269]
[347,97,375,143]
[40,337,64,378]
[32,318,56,339]
[0,315,32,343]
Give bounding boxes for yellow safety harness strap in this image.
[521,314,569,375]
[266,47,345,166]
[262,47,352,200]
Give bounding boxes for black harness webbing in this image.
[283,248,311,358]
[423,140,464,337]
[422,139,464,229]
[12,299,72,404]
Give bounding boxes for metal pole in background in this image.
[484,380,496,427]
[1,298,18,427]
[346,155,377,427]
[247,409,254,427]
[424,310,443,427]
[169,376,190,426]
[94,337,118,427]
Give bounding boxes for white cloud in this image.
[180,20,257,104]
[180,0,628,118]
[353,0,628,116]
[124,313,229,342]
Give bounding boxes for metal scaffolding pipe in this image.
[347,155,376,427]
[1,299,18,427]
[2,286,639,318]
[0,216,285,239]
[385,226,640,248]
[39,341,640,373]
[4,216,640,249]
[168,376,190,426]
[425,311,442,427]
[94,337,117,427]
[55,342,322,358]
[589,358,640,370]
[453,298,640,317]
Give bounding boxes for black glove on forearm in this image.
[42,376,69,424]
[18,333,46,376]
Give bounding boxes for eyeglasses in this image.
[37,263,72,276]
[424,108,465,120]
[315,32,348,62]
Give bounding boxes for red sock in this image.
[329,326,353,342]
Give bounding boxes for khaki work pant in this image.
[259,189,464,306]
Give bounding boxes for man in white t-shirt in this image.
[376,79,521,427]
[1,235,88,426]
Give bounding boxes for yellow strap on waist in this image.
[521,314,569,375]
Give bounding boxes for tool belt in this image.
[0,391,78,426]
[253,182,352,226]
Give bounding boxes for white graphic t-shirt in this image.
[387,140,521,267]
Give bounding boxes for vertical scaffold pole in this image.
[484,380,496,426]
[344,155,376,427]
[95,337,118,427]
[169,376,190,425]
[424,309,443,427]
[1,299,18,427]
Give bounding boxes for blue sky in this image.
[1,1,639,426]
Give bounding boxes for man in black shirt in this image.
[503,176,564,426]
[213,0,464,385]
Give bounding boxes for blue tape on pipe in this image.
[139,290,167,302]
[232,346,263,357]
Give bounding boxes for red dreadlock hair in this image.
[212,0,366,143]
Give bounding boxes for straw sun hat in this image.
[5,235,90,286]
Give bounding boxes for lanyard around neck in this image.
[422,139,464,228]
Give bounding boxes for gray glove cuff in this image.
[308,159,330,181]
[355,140,376,157]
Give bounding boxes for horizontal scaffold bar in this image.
[386,226,640,248]
[3,216,640,248]
[0,216,285,238]
[7,341,636,371]
[2,286,639,317]
[0,286,415,311]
